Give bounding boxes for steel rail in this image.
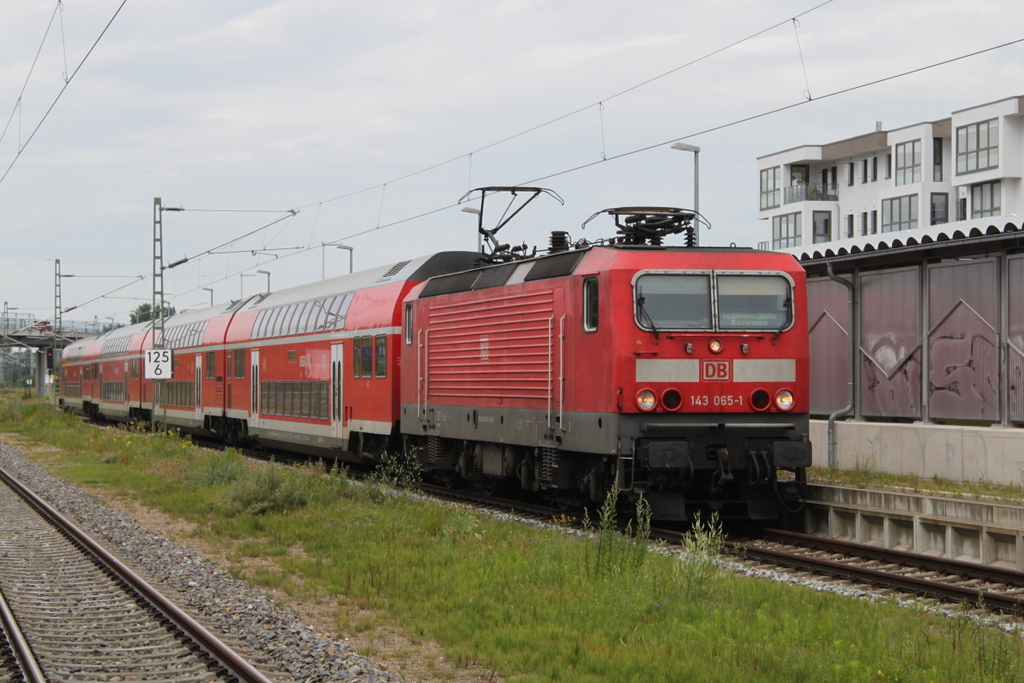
[763,528,1024,588]
[0,465,274,683]
[0,583,47,683]
[731,537,1024,614]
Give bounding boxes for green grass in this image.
[3,399,1024,682]
[809,462,1024,505]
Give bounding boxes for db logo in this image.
[701,359,731,381]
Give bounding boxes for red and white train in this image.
[60,205,811,520]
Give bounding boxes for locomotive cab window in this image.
[634,274,712,330]
[717,275,791,330]
[634,271,792,332]
[582,277,598,332]
[404,303,413,345]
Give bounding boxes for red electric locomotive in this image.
[399,204,810,520]
[60,196,810,521]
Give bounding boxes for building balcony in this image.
[784,182,838,204]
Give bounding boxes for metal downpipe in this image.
[826,261,855,468]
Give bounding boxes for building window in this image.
[860,159,868,184]
[845,214,854,239]
[894,140,921,186]
[861,212,868,236]
[772,213,800,249]
[881,194,918,232]
[759,167,780,209]
[870,210,878,234]
[933,137,943,182]
[930,193,948,225]
[871,157,878,182]
[885,153,892,179]
[971,180,1001,218]
[812,211,830,244]
[957,119,998,174]
[845,162,854,186]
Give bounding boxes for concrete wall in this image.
[810,419,1024,487]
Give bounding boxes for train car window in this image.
[259,309,273,339]
[309,298,324,332]
[301,381,311,418]
[319,381,328,420]
[283,305,298,336]
[583,277,599,332]
[294,301,312,335]
[634,274,712,330]
[404,303,413,345]
[268,307,284,337]
[260,381,269,415]
[716,275,791,330]
[321,296,341,330]
[352,337,361,378]
[234,349,246,379]
[252,310,264,339]
[361,336,373,378]
[375,335,387,378]
[206,352,215,379]
[310,382,319,420]
[283,381,292,416]
[335,293,354,330]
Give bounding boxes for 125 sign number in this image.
[144,349,174,379]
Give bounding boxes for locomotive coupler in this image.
[710,446,733,494]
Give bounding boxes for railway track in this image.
[0,464,280,683]
[733,529,1024,615]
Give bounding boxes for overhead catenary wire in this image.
[158,34,1024,310]
[295,0,837,212]
[0,0,129,188]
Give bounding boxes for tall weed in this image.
[0,396,24,422]
[676,511,724,594]
[582,483,651,580]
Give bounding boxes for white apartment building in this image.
[757,95,1023,250]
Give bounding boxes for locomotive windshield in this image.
[634,272,791,331]
[636,274,711,329]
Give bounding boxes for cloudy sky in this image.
[1,0,1022,325]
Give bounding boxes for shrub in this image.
[224,462,310,515]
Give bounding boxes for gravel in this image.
[0,440,396,683]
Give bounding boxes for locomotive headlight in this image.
[775,389,795,411]
[636,389,657,412]
[708,339,723,354]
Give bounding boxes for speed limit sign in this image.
[144,349,174,379]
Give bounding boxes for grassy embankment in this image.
[1,397,1023,683]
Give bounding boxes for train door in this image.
[250,349,260,435]
[330,342,346,445]
[194,353,203,424]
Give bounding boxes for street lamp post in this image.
[321,241,354,279]
[671,142,700,246]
